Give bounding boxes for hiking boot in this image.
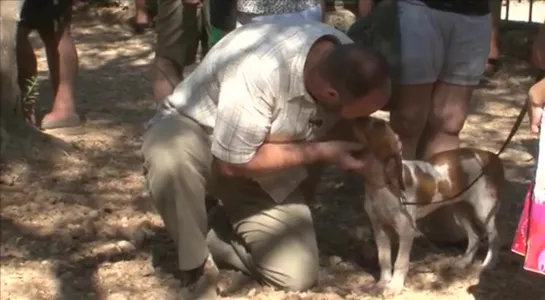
[179,255,220,300]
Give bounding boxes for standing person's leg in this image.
[389,2,441,159]
[207,174,320,291]
[142,114,219,298]
[133,0,151,34]
[38,1,80,129]
[486,0,501,76]
[154,0,199,102]
[418,13,491,158]
[417,13,491,245]
[16,23,38,125]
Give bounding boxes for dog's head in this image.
[353,117,405,192]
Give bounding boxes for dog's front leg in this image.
[371,223,393,288]
[386,219,415,295]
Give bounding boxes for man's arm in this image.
[212,64,328,177]
[215,142,326,177]
[211,64,364,177]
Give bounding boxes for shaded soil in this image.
[1,12,544,300]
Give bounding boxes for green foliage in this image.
[21,76,38,117]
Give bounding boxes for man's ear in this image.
[325,87,339,102]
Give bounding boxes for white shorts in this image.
[398,0,492,85]
[236,4,322,27]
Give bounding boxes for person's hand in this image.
[393,133,403,156]
[528,79,545,134]
[529,102,543,134]
[317,141,367,173]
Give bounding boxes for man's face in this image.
[340,79,391,119]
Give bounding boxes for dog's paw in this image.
[453,257,474,270]
[381,281,405,297]
[369,280,389,296]
[370,280,404,298]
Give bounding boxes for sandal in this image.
[132,22,152,34]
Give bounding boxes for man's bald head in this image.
[320,43,390,103]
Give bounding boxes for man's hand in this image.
[394,133,403,157]
[317,141,367,172]
[528,79,545,134]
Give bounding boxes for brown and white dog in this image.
[353,117,503,296]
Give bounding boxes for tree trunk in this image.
[0,0,24,138]
[0,0,64,157]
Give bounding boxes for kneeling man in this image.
[143,19,391,299]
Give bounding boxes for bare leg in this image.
[38,21,79,128]
[16,25,38,125]
[153,1,199,102]
[135,0,150,25]
[486,0,501,75]
[389,84,434,159]
[418,82,474,158]
[153,56,183,102]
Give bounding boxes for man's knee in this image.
[245,204,319,291]
[142,115,212,178]
[257,245,319,291]
[427,83,473,135]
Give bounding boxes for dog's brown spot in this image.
[474,149,505,187]
[412,165,437,204]
[428,149,481,199]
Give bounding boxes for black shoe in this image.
[179,255,220,300]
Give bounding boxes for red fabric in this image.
[512,183,545,275]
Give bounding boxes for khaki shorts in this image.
[155,0,201,68]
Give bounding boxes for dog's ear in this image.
[353,116,378,147]
[384,155,405,191]
[353,124,369,147]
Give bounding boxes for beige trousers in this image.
[141,114,320,291]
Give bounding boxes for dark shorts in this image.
[19,0,74,30]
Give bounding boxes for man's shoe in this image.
[179,255,220,300]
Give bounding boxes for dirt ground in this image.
[1,10,545,300]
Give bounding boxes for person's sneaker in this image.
[179,255,220,300]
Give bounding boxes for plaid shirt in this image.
[237,0,320,15]
[150,20,352,202]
